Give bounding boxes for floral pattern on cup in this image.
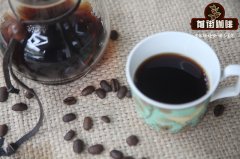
[133,93,210,133]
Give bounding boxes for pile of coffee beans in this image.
[0,86,30,139]
[80,79,131,100]
[63,93,142,159]
[108,135,140,158]
[61,103,107,155]
[62,115,108,155]
[59,77,143,158]
[60,78,145,158]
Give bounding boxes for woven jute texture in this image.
[0,0,240,158]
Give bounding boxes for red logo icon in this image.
[191,3,238,30]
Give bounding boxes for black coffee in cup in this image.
[134,53,209,104]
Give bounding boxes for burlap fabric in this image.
[0,0,240,158]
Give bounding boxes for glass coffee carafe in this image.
[0,0,110,84]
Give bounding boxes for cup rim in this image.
[126,31,221,110]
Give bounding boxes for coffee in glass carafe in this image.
[0,0,110,84]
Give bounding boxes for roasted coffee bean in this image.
[81,86,95,96]
[95,88,106,99]
[63,113,76,122]
[117,86,127,99]
[110,30,119,40]
[63,97,77,105]
[24,90,34,99]
[64,130,76,141]
[214,104,225,117]
[101,116,111,123]
[0,124,8,137]
[100,80,112,92]
[0,87,8,102]
[83,117,93,131]
[88,144,104,155]
[124,157,135,159]
[126,90,132,98]
[12,103,28,111]
[111,79,120,92]
[126,135,139,146]
[110,150,124,159]
[73,139,85,154]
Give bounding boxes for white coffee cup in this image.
[126,32,240,133]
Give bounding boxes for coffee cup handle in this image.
[211,65,240,102]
